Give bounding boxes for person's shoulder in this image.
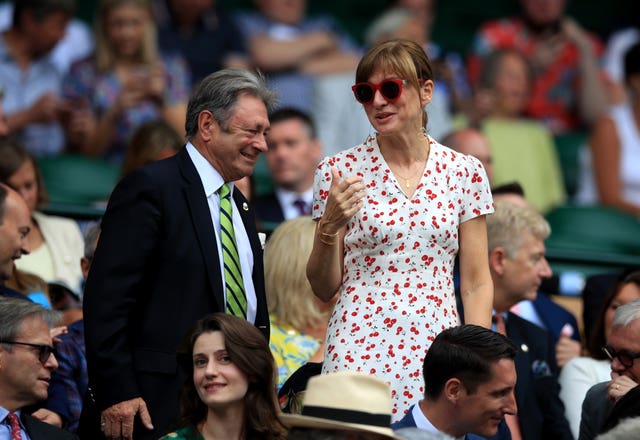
[22,413,79,440]
[32,211,80,231]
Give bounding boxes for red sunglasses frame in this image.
[351,79,408,104]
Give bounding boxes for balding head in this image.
[442,129,493,181]
[0,184,31,281]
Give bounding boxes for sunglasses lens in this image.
[381,80,401,100]
[355,84,374,103]
[39,346,54,363]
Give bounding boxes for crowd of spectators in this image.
[1,0,640,439]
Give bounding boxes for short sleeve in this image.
[311,158,334,220]
[459,154,494,223]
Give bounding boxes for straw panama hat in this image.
[279,371,402,439]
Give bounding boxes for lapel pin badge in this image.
[521,344,529,353]
[242,202,249,211]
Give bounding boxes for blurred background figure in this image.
[120,119,183,176]
[467,48,566,213]
[559,270,640,439]
[365,0,472,141]
[441,128,493,181]
[0,0,93,75]
[153,0,249,85]
[0,138,84,294]
[234,0,369,156]
[0,0,75,157]
[63,0,190,164]
[264,216,335,390]
[575,41,640,217]
[467,0,611,135]
[253,108,321,231]
[161,313,286,440]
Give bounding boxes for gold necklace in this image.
[392,164,424,189]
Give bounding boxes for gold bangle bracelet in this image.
[320,230,339,238]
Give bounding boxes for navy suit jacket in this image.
[392,404,512,440]
[22,413,78,439]
[532,293,580,344]
[253,192,285,224]
[82,148,269,439]
[505,312,573,440]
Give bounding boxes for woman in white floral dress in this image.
[306,39,495,421]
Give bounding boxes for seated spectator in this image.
[0,184,32,300]
[560,271,640,438]
[234,0,369,156]
[487,201,573,439]
[153,0,249,85]
[0,297,78,440]
[392,324,516,440]
[1,0,75,157]
[365,1,472,140]
[467,0,610,135]
[441,128,494,181]
[280,371,399,440]
[575,42,640,217]
[264,216,335,390]
[0,139,84,293]
[120,119,183,176]
[603,26,640,103]
[63,0,190,164]
[6,269,51,307]
[579,298,640,439]
[467,48,566,213]
[253,108,321,229]
[160,313,286,440]
[0,1,93,75]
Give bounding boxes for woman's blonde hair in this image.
[355,38,434,128]
[94,0,158,72]
[264,217,330,331]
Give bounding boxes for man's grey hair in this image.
[487,200,550,257]
[0,298,60,347]
[595,417,640,440]
[612,298,640,329]
[184,69,278,141]
[83,221,101,260]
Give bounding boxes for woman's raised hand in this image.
[319,167,366,233]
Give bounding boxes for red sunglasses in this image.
[351,79,408,104]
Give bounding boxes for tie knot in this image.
[293,198,309,216]
[219,183,231,199]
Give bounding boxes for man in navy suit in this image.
[82,69,277,440]
[392,325,517,440]
[0,298,77,439]
[253,107,321,230]
[488,201,573,440]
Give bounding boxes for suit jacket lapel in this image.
[178,149,225,312]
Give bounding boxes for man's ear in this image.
[489,246,507,276]
[197,110,218,143]
[443,377,463,403]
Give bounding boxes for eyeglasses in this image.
[351,79,408,104]
[0,340,57,364]
[602,345,640,368]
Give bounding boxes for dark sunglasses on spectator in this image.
[602,345,640,368]
[0,340,57,364]
[351,79,408,104]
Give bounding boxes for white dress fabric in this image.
[558,356,611,439]
[576,104,640,206]
[312,135,493,420]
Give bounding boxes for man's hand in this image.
[31,408,63,427]
[101,397,153,440]
[555,336,581,368]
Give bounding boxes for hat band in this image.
[302,405,391,428]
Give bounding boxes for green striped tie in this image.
[219,183,246,318]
